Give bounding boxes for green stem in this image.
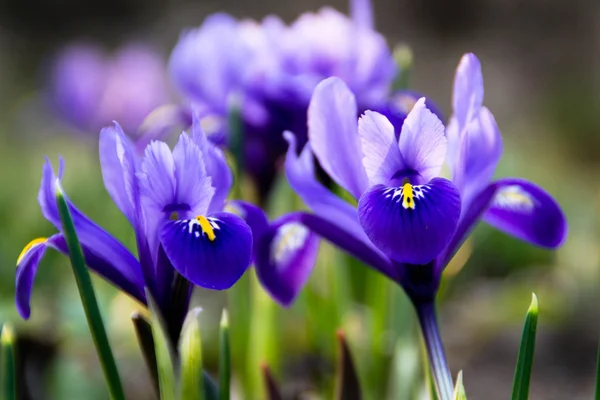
[415,301,453,400]
[596,335,600,400]
[219,310,231,400]
[56,188,125,400]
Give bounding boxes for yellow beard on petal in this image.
[196,216,216,241]
[402,182,416,210]
[17,237,47,265]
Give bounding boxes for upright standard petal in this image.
[307,77,369,198]
[138,140,176,260]
[483,178,567,248]
[358,110,403,186]
[99,122,138,223]
[452,53,484,130]
[172,133,214,218]
[191,116,232,214]
[358,178,461,265]
[461,107,503,203]
[159,212,252,289]
[254,213,320,306]
[397,98,447,183]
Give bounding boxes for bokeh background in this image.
[0,0,598,399]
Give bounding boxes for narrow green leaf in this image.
[452,371,466,400]
[391,44,413,91]
[56,185,125,400]
[131,312,159,395]
[219,310,230,400]
[260,364,282,400]
[334,331,362,400]
[511,293,539,400]
[132,312,218,400]
[1,325,16,400]
[179,308,204,400]
[595,333,600,400]
[146,290,178,400]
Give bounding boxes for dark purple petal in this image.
[15,237,50,319]
[159,212,252,289]
[172,133,214,218]
[452,53,483,130]
[191,115,232,214]
[307,77,369,198]
[37,160,145,291]
[16,233,146,319]
[397,98,447,183]
[483,178,567,248]
[358,110,403,185]
[99,122,138,224]
[255,213,320,306]
[358,178,461,265]
[298,212,397,280]
[225,200,270,243]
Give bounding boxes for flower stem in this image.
[415,301,453,400]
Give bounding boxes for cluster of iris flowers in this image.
[12,0,568,399]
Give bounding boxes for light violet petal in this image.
[398,98,447,182]
[359,110,403,186]
[172,133,214,218]
[452,53,484,130]
[307,77,369,198]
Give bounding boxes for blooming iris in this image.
[267,55,566,306]
[167,0,396,198]
[15,116,252,339]
[48,43,170,134]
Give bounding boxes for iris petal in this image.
[16,234,146,319]
[483,178,567,248]
[307,77,369,198]
[159,212,252,289]
[99,123,138,224]
[358,178,461,265]
[255,213,320,306]
[37,160,145,291]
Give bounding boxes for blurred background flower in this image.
[47,42,171,135]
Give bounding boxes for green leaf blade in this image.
[452,371,466,400]
[219,310,230,400]
[179,308,204,400]
[56,186,125,400]
[511,293,539,400]
[147,290,178,400]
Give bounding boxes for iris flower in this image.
[163,0,396,199]
[262,54,566,398]
[15,117,253,340]
[48,43,170,134]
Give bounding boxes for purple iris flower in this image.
[48,43,170,134]
[224,201,320,306]
[257,54,566,397]
[166,0,396,199]
[15,116,252,340]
